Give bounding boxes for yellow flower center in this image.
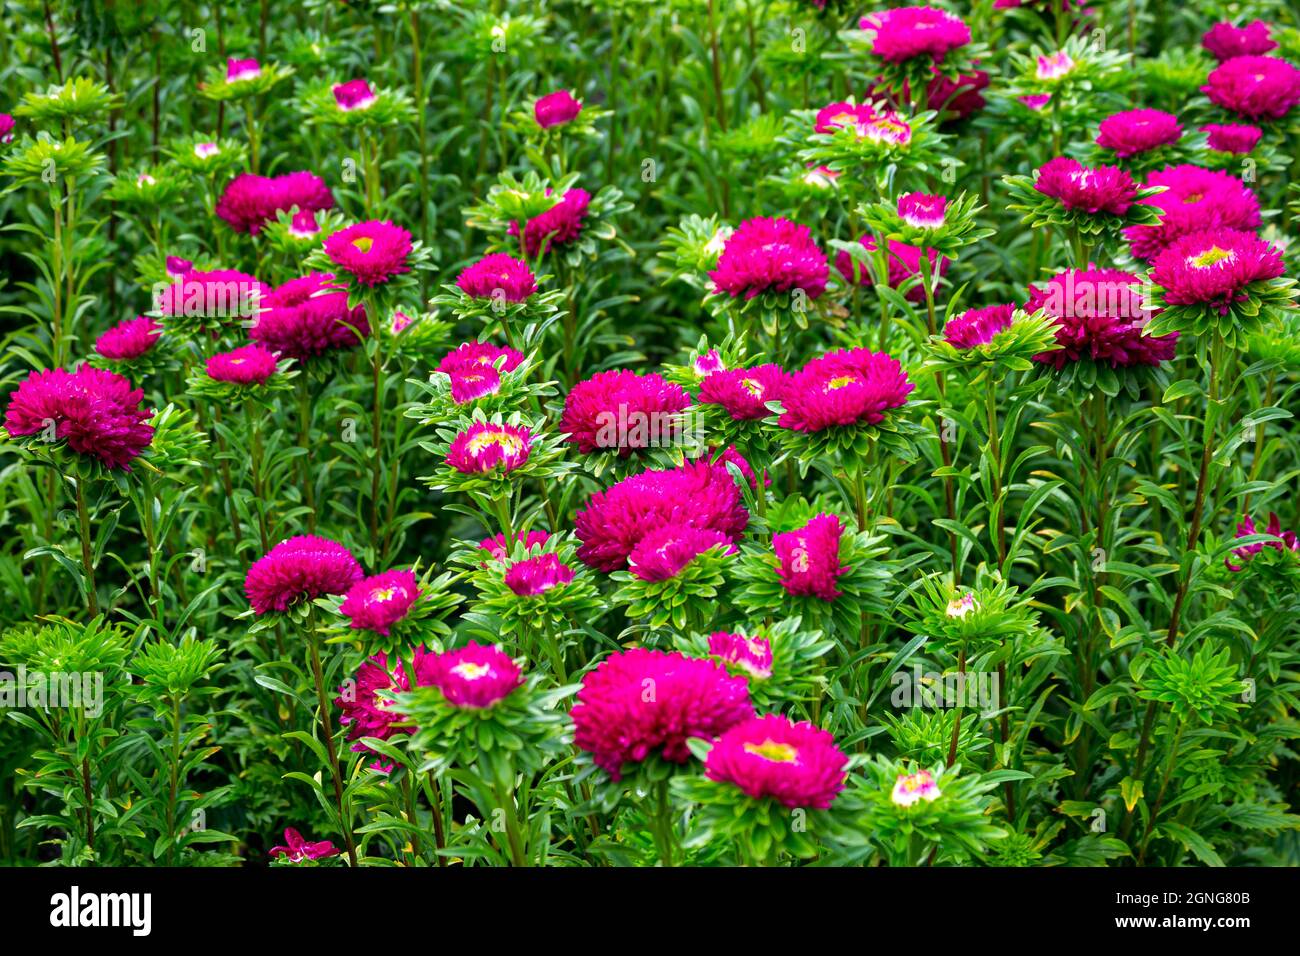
[825,374,858,390]
[466,429,524,456]
[744,739,799,763]
[1189,245,1234,268]
[352,236,374,253]
[369,587,398,603]
[741,378,763,397]
[450,661,491,681]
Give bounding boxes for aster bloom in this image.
[0,113,14,143]
[446,421,533,473]
[193,141,219,159]
[1149,229,1286,315]
[455,253,538,302]
[835,236,947,302]
[340,569,421,636]
[946,592,977,618]
[814,100,876,135]
[226,57,261,82]
[3,366,154,470]
[1036,51,1074,81]
[334,646,437,752]
[1095,109,1182,158]
[892,769,941,806]
[774,513,849,601]
[1202,21,1277,62]
[324,220,413,286]
[575,459,750,571]
[1026,269,1176,369]
[288,209,320,238]
[535,89,582,128]
[708,631,774,680]
[244,535,363,615]
[332,78,376,111]
[94,316,161,361]
[1225,513,1300,571]
[693,349,725,376]
[560,369,692,456]
[860,110,913,146]
[252,272,369,360]
[158,269,266,327]
[1122,164,1261,262]
[570,648,754,778]
[928,68,989,119]
[1020,93,1052,110]
[943,304,1014,349]
[778,348,914,433]
[479,530,553,562]
[438,341,526,376]
[165,255,193,278]
[1201,55,1300,121]
[1201,123,1263,155]
[705,714,848,810]
[449,368,504,403]
[1033,157,1137,215]
[429,642,522,709]
[698,364,789,420]
[512,188,591,258]
[627,524,736,582]
[215,171,334,235]
[898,192,947,229]
[206,343,279,385]
[504,552,576,595]
[269,828,338,863]
[709,216,829,300]
[859,6,971,63]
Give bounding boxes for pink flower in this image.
[1033,156,1137,215]
[709,216,829,300]
[479,530,553,562]
[269,828,338,862]
[705,714,848,809]
[438,341,526,376]
[1026,269,1177,369]
[429,643,522,709]
[1095,109,1182,158]
[570,648,754,778]
[1226,513,1300,571]
[226,58,260,82]
[1150,228,1286,314]
[535,89,582,128]
[94,316,161,361]
[206,343,279,384]
[859,6,971,63]
[774,513,849,601]
[778,348,914,433]
[898,192,947,229]
[861,110,913,145]
[835,236,947,302]
[928,68,989,119]
[324,220,413,286]
[627,523,736,581]
[708,632,774,680]
[3,366,154,470]
[504,552,575,595]
[165,255,193,278]
[1019,93,1052,110]
[446,421,533,473]
[1201,123,1263,154]
[0,113,14,143]
[694,349,725,376]
[193,142,219,159]
[455,253,538,302]
[1202,21,1277,62]
[1123,164,1261,262]
[332,78,376,111]
[158,269,266,329]
[1036,51,1074,81]
[335,647,438,756]
[215,171,334,235]
[892,769,941,806]
[252,272,369,360]
[943,304,1014,349]
[561,370,692,456]
[698,364,789,420]
[814,101,876,134]
[510,188,590,258]
[244,535,363,615]
[340,569,421,636]
[1201,55,1300,121]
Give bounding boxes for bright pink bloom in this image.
[429,643,522,709]
[252,272,369,360]
[778,348,914,433]
[1150,228,1286,314]
[705,714,848,809]
[4,366,153,470]
[1201,123,1263,154]
[94,316,161,361]
[479,530,553,562]
[158,269,266,326]
[324,220,413,286]
[774,513,849,601]
[446,421,533,473]
[628,524,736,581]
[340,569,421,636]
[1036,51,1074,81]
[898,192,947,228]
[693,349,725,376]
[561,370,691,456]
[570,648,754,778]
[332,78,376,111]
[1226,513,1300,571]
[335,647,438,755]
[943,304,1014,349]
[1026,269,1176,369]
[835,236,947,302]
[709,216,829,300]
[859,6,971,63]
[269,828,337,862]
[226,58,260,82]
[0,114,13,143]
[244,535,363,615]
[1123,165,1260,262]
[698,364,788,420]
[165,255,193,278]
[215,171,334,235]
[814,101,876,134]
[534,89,582,128]
[504,552,575,596]
[510,188,590,258]
[1096,109,1182,158]
[893,769,941,806]
[1034,156,1137,215]
[708,632,774,680]
[1020,93,1052,110]
[1202,21,1277,62]
[206,343,279,384]
[1201,55,1300,120]
[438,341,525,376]
[455,253,537,302]
[928,68,989,119]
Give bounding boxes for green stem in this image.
[308,628,358,867]
[75,477,98,617]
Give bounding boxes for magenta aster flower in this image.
[861,110,913,145]
[1095,109,1182,158]
[1201,55,1300,121]
[244,535,363,615]
[455,253,538,302]
[0,113,13,143]
[165,255,193,278]
[778,348,914,433]
[1201,123,1263,154]
[511,188,591,258]
[94,316,161,361]
[814,100,876,134]
[892,769,941,806]
[943,303,1014,349]
[534,89,582,128]
[335,646,438,755]
[627,524,736,582]
[774,513,849,601]
[340,569,421,636]
[693,349,725,376]
[709,216,829,300]
[438,341,526,376]
[289,209,320,239]
[560,369,692,456]
[158,269,266,328]
[898,192,947,229]
[324,220,413,286]
[332,78,376,111]
[206,343,279,384]
[269,828,338,863]
[1150,228,1286,314]
[708,632,774,680]
[1036,51,1075,81]
[1123,165,1261,262]
[448,369,503,403]
[446,421,533,473]
[698,364,789,421]
[570,648,754,778]
[705,714,848,810]
[928,68,989,119]
[4,366,154,470]
[226,57,260,82]
[835,236,947,302]
[575,459,750,571]
[1034,156,1138,215]
[479,530,553,562]
[1026,269,1176,369]
[1020,93,1052,110]
[1202,21,1277,62]
[859,6,971,63]
[430,642,522,709]
[1225,512,1300,571]
[215,171,334,235]
[252,272,369,360]
[504,552,575,596]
